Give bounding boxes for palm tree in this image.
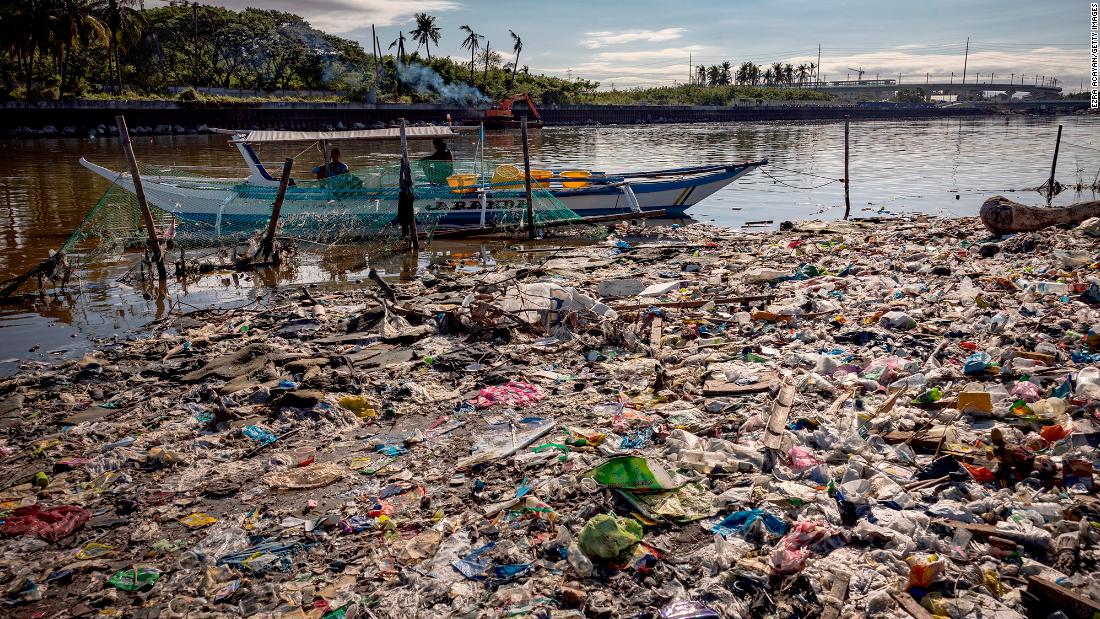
[808,61,817,85]
[720,61,732,86]
[4,0,53,100]
[507,30,522,90]
[706,65,719,87]
[103,0,144,92]
[54,0,109,94]
[410,13,440,59]
[763,68,774,86]
[735,62,752,86]
[459,25,481,83]
[783,63,794,86]
[796,64,808,87]
[388,31,406,63]
[695,64,706,85]
[770,62,783,86]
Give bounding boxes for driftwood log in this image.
[980,195,1100,235]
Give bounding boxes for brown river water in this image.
[1,115,1098,374]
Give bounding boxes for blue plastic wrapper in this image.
[963,352,992,375]
[242,425,277,445]
[1072,351,1100,364]
[452,542,495,580]
[492,563,531,581]
[711,509,788,537]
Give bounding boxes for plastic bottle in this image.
[567,542,594,577]
[1032,281,1070,296]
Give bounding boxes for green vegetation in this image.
[589,84,833,105]
[0,1,370,100]
[0,2,829,105]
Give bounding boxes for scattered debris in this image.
[1,216,1099,617]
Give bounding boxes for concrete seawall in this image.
[1,100,988,137]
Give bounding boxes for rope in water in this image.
[1060,140,1100,152]
[759,168,839,190]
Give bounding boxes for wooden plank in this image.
[611,293,775,311]
[649,315,663,351]
[820,572,850,619]
[822,388,855,420]
[940,521,1049,551]
[1025,576,1100,619]
[892,592,933,619]
[763,377,796,451]
[702,374,779,396]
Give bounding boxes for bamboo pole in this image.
[115,115,166,279]
[843,116,851,220]
[1046,124,1062,203]
[521,116,535,239]
[260,158,293,262]
[398,120,419,250]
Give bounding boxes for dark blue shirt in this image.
[313,161,349,178]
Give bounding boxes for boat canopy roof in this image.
[211,126,459,143]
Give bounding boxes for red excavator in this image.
[482,93,542,129]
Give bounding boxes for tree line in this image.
[0,2,822,105]
[0,2,601,104]
[693,61,818,88]
[0,1,375,100]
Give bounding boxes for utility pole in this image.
[961,37,969,84]
[816,44,821,86]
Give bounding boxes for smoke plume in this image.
[397,62,490,105]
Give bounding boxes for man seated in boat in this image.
[419,138,454,184]
[312,148,350,179]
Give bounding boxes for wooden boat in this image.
[79,127,766,239]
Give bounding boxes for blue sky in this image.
[180,0,1092,91]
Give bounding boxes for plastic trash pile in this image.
[0,215,1099,618]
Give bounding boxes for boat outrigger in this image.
[79,127,766,240]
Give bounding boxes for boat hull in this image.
[79,158,760,240]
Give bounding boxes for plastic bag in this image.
[586,456,679,491]
[711,509,788,538]
[906,553,944,589]
[1,504,90,541]
[578,514,643,560]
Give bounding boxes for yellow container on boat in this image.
[530,169,552,188]
[447,174,478,195]
[491,164,524,190]
[561,170,591,188]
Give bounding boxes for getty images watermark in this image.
[1092,2,1099,108]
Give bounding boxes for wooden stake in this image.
[843,116,851,220]
[398,120,418,250]
[521,116,535,239]
[260,158,293,262]
[115,115,166,279]
[1046,124,1062,202]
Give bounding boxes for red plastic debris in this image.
[2,504,91,542]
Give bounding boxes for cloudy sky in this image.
[178,0,1093,91]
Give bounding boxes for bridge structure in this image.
[808,78,1061,101]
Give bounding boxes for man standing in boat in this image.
[313,148,349,179]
